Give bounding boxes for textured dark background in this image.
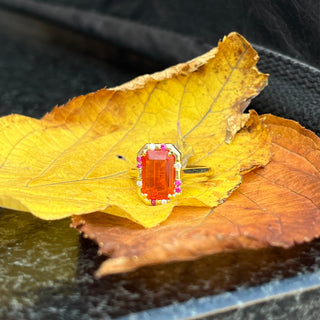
[0,1,319,319]
[2,0,319,67]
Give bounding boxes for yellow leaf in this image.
[0,32,270,227]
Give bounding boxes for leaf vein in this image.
[253,171,320,209]
[272,141,320,174]
[82,83,159,179]
[183,45,248,139]
[25,92,116,186]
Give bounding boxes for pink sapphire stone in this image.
[174,187,182,194]
[174,180,182,186]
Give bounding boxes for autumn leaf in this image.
[0,32,269,227]
[71,115,320,277]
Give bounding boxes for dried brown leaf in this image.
[71,115,320,277]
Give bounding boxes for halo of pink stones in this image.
[136,143,182,206]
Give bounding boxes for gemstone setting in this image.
[137,143,182,205]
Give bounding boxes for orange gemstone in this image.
[141,149,176,200]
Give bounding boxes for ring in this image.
[136,143,182,206]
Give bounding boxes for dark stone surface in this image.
[2,208,320,320]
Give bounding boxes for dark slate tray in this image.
[0,5,319,320]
